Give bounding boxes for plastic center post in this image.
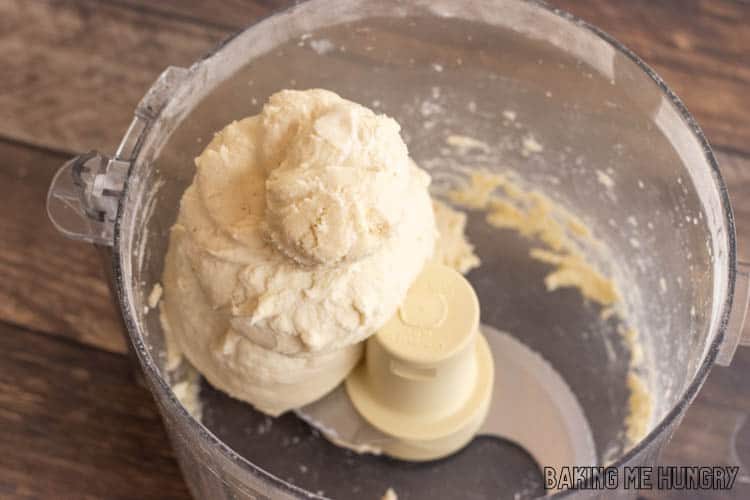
[398,290,447,329]
[378,261,479,364]
[346,262,495,461]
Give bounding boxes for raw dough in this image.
[161,89,477,415]
[166,89,435,355]
[433,200,480,274]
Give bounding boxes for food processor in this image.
[46,0,750,498]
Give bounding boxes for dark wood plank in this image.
[0,321,190,500]
[112,0,284,30]
[648,345,750,499]
[552,0,750,154]
[0,139,126,354]
[0,0,227,154]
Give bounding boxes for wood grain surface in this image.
[1,0,749,499]
[0,0,225,154]
[0,321,189,499]
[556,0,750,156]
[0,140,125,353]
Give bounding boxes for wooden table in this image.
[1,1,749,498]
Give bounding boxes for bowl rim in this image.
[111,0,737,497]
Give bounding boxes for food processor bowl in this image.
[47,0,750,498]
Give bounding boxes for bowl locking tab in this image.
[46,66,189,246]
[716,260,750,365]
[46,151,128,246]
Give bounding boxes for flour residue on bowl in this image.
[171,363,204,421]
[148,282,163,308]
[159,302,204,421]
[621,326,650,445]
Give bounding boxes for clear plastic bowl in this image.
[47,0,749,498]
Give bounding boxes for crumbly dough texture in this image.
[449,171,618,306]
[162,89,477,415]
[433,200,480,274]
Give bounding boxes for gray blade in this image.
[479,325,597,472]
[296,385,392,454]
[296,325,596,476]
